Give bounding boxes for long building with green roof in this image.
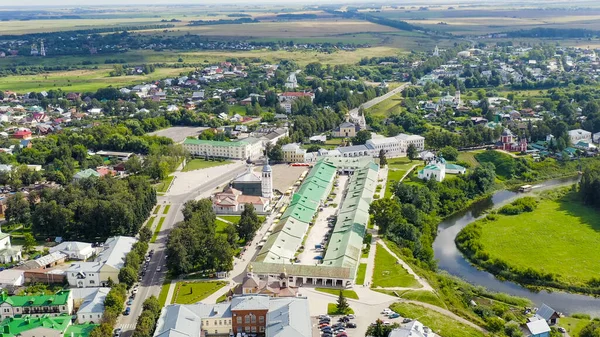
[0,290,73,320]
[0,314,95,337]
[252,158,378,288]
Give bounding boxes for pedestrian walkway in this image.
[163,279,177,306]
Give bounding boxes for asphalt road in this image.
[116,164,248,336]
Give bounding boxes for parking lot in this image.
[312,309,413,337]
[297,175,349,265]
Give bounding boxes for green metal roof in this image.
[74,169,100,179]
[65,323,98,337]
[0,315,71,337]
[0,290,70,307]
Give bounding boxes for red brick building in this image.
[231,295,269,336]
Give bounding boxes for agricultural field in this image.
[389,303,485,337]
[0,67,195,93]
[478,194,600,286]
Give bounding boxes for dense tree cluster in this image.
[118,227,151,288]
[166,199,234,275]
[5,176,156,241]
[88,283,128,337]
[580,165,600,209]
[370,163,496,268]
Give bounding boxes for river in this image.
[433,176,600,316]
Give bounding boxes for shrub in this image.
[499,197,538,215]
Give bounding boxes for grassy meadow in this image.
[182,159,232,172]
[478,195,600,286]
[366,92,403,118]
[171,281,227,304]
[390,303,485,337]
[372,244,421,289]
[384,157,417,198]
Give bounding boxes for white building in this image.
[593,131,600,144]
[49,241,94,261]
[568,129,592,144]
[0,230,21,264]
[388,320,438,337]
[278,92,314,114]
[183,137,263,160]
[0,269,24,287]
[418,157,466,182]
[364,133,425,158]
[67,236,136,288]
[75,287,110,324]
[282,143,316,163]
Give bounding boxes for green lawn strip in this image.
[162,205,171,214]
[145,216,156,229]
[182,159,232,172]
[561,316,591,336]
[385,169,408,198]
[355,264,367,285]
[477,195,600,286]
[171,281,227,305]
[158,280,172,307]
[218,215,241,224]
[395,290,446,308]
[315,288,359,300]
[216,220,230,234]
[154,175,174,193]
[390,303,485,337]
[327,303,354,315]
[150,217,165,243]
[372,244,421,289]
[153,205,161,214]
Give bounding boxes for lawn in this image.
[158,280,172,307]
[315,288,359,300]
[182,159,232,172]
[390,303,485,337]
[218,215,242,224]
[457,151,482,168]
[396,290,446,308]
[171,281,227,305]
[327,303,354,315]
[215,220,230,234]
[154,175,174,193]
[384,157,418,198]
[153,206,161,215]
[561,316,591,336]
[150,217,165,243]
[355,263,367,285]
[372,244,421,289]
[366,93,403,118]
[145,216,156,229]
[162,205,171,214]
[478,195,600,286]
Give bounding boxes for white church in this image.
[418,156,466,182]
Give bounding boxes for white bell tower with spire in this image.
[261,157,273,199]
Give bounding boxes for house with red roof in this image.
[12,130,32,140]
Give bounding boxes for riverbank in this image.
[456,188,600,296]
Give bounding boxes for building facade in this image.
[183,137,263,160]
[0,290,73,319]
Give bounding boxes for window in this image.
[245,326,250,332]
[251,315,256,323]
[206,321,209,326]
[245,315,250,324]
[89,280,95,284]
[251,326,257,333]
[259,316,264,323]
[237,317,242,324]
[260,327,265,332]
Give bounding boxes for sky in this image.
[1,0,322,6]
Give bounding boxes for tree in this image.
[118,266,137,288]
[5,193,30,225]
[580,321,600,337]
[365,319,400,337]
[336,290,349,314]
[125,155,143,174]
[439,146,459,161]
[23,233,36,252]
[237,204,260,242]
[268,144,283,162]
[407,144,418,161]
[352,130,372,145]
[139,226,152,243]
[378,149,387,166]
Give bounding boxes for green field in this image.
[163,205,171,214]
[372,244,421,289]
[215,219,231,234]
[384,157,416,198]
[390,303,485,337]
[478,195,600,286]
[171,281,227,304]
[355,263,367,285]
[315,288,359,300]
[366,93,403,118]
[152,206,160,215]
[561,316,591,336]
[327,303,354,315]
[150,217,165,243]
[457,151,482,168]
[182,159,232,172]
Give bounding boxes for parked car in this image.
[558,327,566,333]
[346,314,355,319]
[402,318,412,324]
[346,323,357,328]
[157,266,162,272]
[318,315,330,320]
[127,298,133,305]
[124,307,131,315]
[381,309,392,314]
[113,328,122,337]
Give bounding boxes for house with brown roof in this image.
[231,266,298,299]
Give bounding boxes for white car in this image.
[157,266,162,272]
[381,309,392,314]
[383,321,391,325]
